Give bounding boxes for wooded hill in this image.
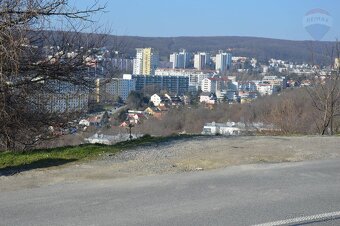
[110,36,335,65]
[39,30,336,65]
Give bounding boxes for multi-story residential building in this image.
[133,48,144,75]
[46,93,89,113]
[257,84,274,96]
[94,77,136,103]
[215,51,232,73]
[201,78,224,93]
[123,74,189,95]
[201,78,213,93]
[169,53,178,69]
[108,78,135,101]
[111,58,134,73]
[142,48,159,75]
[262,76,287,89]
[238,81,258,92]
[170,49,191,69]
[201,77,231,100]
[42,81,89,113]
[133,48,159,75]
[154,68,216,92]
[239,91,258,103]
[194,52,210,70]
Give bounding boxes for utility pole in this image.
[128,123,134,140]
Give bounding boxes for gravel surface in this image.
[1,136,340,191]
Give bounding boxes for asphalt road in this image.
[1,159,340,226]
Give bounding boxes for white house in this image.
[79,119,90,127]
[200,92,217,105]
[257,84,273,96]
[85,133,143,145]
[202,122,241,136]
[150,94,162,106]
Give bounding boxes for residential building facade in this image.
[95,77,136,103]
[42,81,89,113]
[154,68,216,92]
[262,76,287,89]
[123,74,189,95]
[194,52,210,70]
[111,58,133,73]
[133,48,159,75]
[170,49,191,69]
[133,48,144,75]
[215,51,232,73]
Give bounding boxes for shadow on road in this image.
[0,158,77,176]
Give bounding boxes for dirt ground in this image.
[1,136,340,191]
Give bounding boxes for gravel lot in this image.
[1,136,340,191]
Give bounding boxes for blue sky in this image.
[71,0,339,41]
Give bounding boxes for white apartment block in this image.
[133,48,144,75]
[215,51,232,73]
[201,77,230,99]
[169,53,178,69]
[97,77,136,103]
[170,49,190,69]
[46,93,89,113]
[42,81,89,113]
[201,78,216,93]
[194,52,210,70]
[154,68,216,91]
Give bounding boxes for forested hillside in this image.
[110,36,335,65]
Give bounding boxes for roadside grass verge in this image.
[0,134,198,173]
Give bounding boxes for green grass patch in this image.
[0,144,119,173]
[0,134,198,173]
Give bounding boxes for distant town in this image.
[41,45,340,143]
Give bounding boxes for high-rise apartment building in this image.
[215,51,232,73]
[133,48,144,75]
[194,52,210,70]
[133,48,159,75]
[170,49,191,69]
[170,53,178,68]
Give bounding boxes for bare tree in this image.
[0,0,107,150]
[307,42,340,135]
